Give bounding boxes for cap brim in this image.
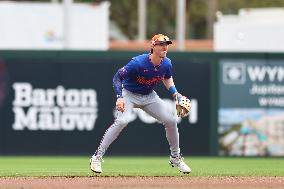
[158,41,172,45]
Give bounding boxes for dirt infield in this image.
[0,176,283,189]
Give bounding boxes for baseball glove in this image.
[175,93,191,117]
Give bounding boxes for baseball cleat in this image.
[169,155,191,174]
[90,156,104,174]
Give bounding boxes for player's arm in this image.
[113,71,123,99]
[163,76,183,104]
[163,61,181,98]
[113,60,137,112]
[113,71,125,112]
[163,77,179,97]
[163,77,191,117]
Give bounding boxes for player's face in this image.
[153,43,169,58]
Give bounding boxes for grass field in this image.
[0,156,284,177]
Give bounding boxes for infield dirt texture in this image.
[0,176,284,189]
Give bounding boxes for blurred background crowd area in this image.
[3,0,284,51]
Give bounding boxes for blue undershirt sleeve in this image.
[113,71,123,98]
[113,59,138,98]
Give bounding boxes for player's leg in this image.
[141,94,191,173]
[141,95,180,157]
[90,96,134,173]
[94,97,134,157]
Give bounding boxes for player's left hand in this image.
[174,93,191,117]
[116,97,125,112]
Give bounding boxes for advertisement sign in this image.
[12,83,98,131]
[0,52,211,155]
[219,59,284,156]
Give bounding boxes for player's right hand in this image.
[116,97,125,112]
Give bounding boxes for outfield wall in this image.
[0,51,283,156]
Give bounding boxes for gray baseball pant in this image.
[94,89,180,157]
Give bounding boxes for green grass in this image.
[0,156,283,177]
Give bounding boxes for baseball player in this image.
[90,34,191,174]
